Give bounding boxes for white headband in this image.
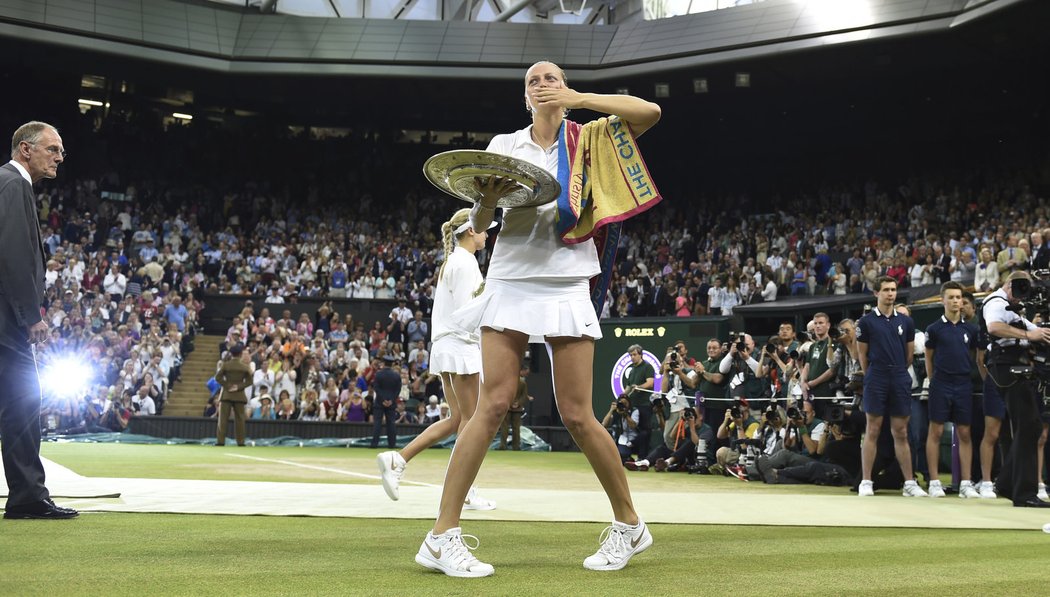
[453,220,498,235]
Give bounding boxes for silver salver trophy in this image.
[423,150,561,208]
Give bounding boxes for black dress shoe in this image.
[1013,498,1050,508]
[45,499,78,515]
[3,500,79,519]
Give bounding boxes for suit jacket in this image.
[0,163,45,349]
[216,359,252,403]
[1033,245,1050,271]
[373,367,401,408]
[996,247,1027,283]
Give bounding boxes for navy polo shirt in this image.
[856,307,914,370]
[925,315,978,377]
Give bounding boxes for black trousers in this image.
[635,406,653,457]
[0,342,49,509]
[371,406,397,449]
[991,365,1041,504]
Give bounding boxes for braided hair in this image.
[438,208,473,282]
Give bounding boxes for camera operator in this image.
[602,394,640,464]
[982,271,1050,507]
[719,333,768,408]
[621,344,656,454]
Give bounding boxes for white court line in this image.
[226,453,441,488]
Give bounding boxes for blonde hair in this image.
[438,208,472,281]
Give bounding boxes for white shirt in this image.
[982,288,1036,348]
[432,246,484,342]
[475,125,600,281]
[8,160,31,183]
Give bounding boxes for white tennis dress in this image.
[453,124,603,342]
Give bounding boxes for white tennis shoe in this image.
[928,480,946,498]
[415,528,494,578]
[463,486,497,510]
[977,481,997,499]
[858,480,875,496]
[958,481,980,499]
[902,480,929,497]
[377,451,406,501]
[583,521,652,571]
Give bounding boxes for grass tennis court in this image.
[0,443,1047,596]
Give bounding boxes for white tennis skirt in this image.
[451,277,602,344]
[430,334,482,375]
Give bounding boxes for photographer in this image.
[718,333,768,407]
[783,400,824,457]
[621,344,656,454]
[733,404,787,480]
[658,341,698,440]
[650,406,715,473]
[625,342,698,471]
[752,402,862,486]
[602,394,640,464]
[982,271,1050,508]
[756,335,797,400]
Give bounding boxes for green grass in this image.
[3,443,1046,595]
[0,516,1046,596]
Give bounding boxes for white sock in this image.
[904,480,918,486]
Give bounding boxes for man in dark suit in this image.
[215,344,252,447]
[1,121,77,519]
[370,358,402,449]
[1030,231,1050,271]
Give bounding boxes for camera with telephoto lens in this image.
[728,398,746,420]
[614,395,632,415]
[729,331,747,353]
[786,405,803,421]
[844,372,865,395]
[668,346,680,368]
[763,403,781,423]
[687,438,711,474]
[682,405,696,421]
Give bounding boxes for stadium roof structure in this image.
[0,0,1031,80]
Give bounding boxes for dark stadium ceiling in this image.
[0,0,1046,148]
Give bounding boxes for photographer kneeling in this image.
[752,401,852,486]
[983,271,1050,508]
[602,394,640,464]
[717,403,787,481]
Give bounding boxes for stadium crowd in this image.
[31,116,1050,442]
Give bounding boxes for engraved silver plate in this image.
[423,150,561,208]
